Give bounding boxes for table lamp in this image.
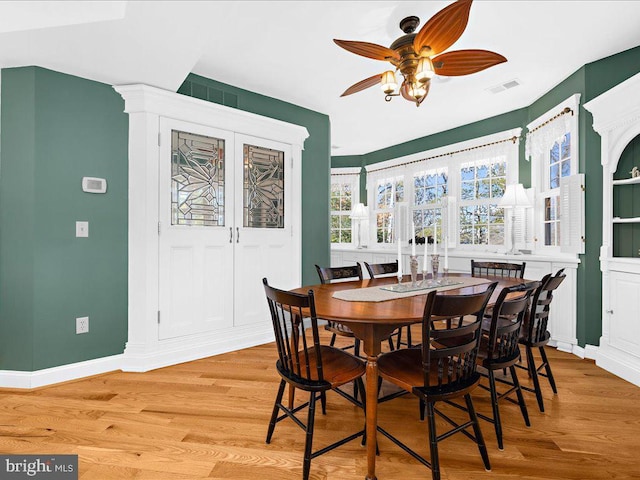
[499,184,532,255]
[350,203,369,249]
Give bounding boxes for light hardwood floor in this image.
[1,332,639,479]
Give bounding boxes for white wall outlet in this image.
[76,316,89,334]
[76,221,89,238]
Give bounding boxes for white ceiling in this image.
[1,1,640,156]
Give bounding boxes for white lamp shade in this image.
[350,203,368,220]
[380,70,398,94]
[499,184,531,209]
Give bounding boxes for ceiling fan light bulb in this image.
[409,83,426,100]
[416,57,435,83]
[380,70,398,95]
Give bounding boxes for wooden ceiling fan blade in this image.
[341,73,384,97]
[413,0,473,57]
[432,49,507,76]
[334,39,400,61]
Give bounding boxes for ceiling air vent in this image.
[487,79,521,94]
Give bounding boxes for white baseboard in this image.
[596,347,640,387]
[0,354,124,389]
[571,344,599,360]
[122,328,274,373]
[0,328,275,389]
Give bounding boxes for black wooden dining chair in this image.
[363,260,408,349]
[376,282,498,480]
[314,264,363,356]
[263,278,366,480]
[471,260,526,279]
[474,281,539,450]
[518,269,566,412]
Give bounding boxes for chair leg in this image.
[407,327,412,348]
[395,327,402,350]
[425,402,440,480]
[320,391,327,415]
[526,345,545,412]
[539,346,558,394]
[302,391,317,480]
[419,399,425,421]
[354,338,361,358]
[465,393,491,472]
[329,333,337,347]
[509,365,530,427]
[488,370,504,450]
[266,380,286,443]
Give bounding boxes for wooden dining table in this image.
[292,273,527,480]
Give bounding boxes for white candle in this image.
[433,233,437,255]
[444,236,449,269]
[397,237,403,278]
[411,223,416,256]
[423,235,428,270]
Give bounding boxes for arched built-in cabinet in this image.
[585,72,640,387]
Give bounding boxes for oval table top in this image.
[293,273,527,325]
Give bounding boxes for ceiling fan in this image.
[334,0,506,107]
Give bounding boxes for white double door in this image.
[158,118,295,340]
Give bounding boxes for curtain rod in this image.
[367,135,519,174]
[527,107,574,136]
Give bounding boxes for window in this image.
[364,128,520,250]
[374,176,404,243]
[330,168,360,245]
[413,169,447,243]
[458,158,506,246]
[528,94,580,251]
[541,134,572,246]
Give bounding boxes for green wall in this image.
[178,74,331,286]
[333,45,640,347]
[0,67,129,370]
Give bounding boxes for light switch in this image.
[76,221,89,238]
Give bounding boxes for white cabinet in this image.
[585,71,640,387]
[331,247,579,352]
[608,269,640,356]
[116,84,308,372]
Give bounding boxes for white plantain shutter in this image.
[560,173,585,254]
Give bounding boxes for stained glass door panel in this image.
[243,144,285,228]
[171,130,225,226]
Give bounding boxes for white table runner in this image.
[331,276,493,302]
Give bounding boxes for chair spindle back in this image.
[525,269,566,345]
[263,278,324,385]
[486,282,539,362]
[471,260,526,279]
[419,282,498,392]
[315,264,363,284]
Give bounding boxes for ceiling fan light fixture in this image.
[334,0,506,108]
[415,57,434,83]
[381,70,398,95]
[409,82,426,100]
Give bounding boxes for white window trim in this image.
[364,128,521,251]
[330,167,361,246]
[528,94,581,255]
